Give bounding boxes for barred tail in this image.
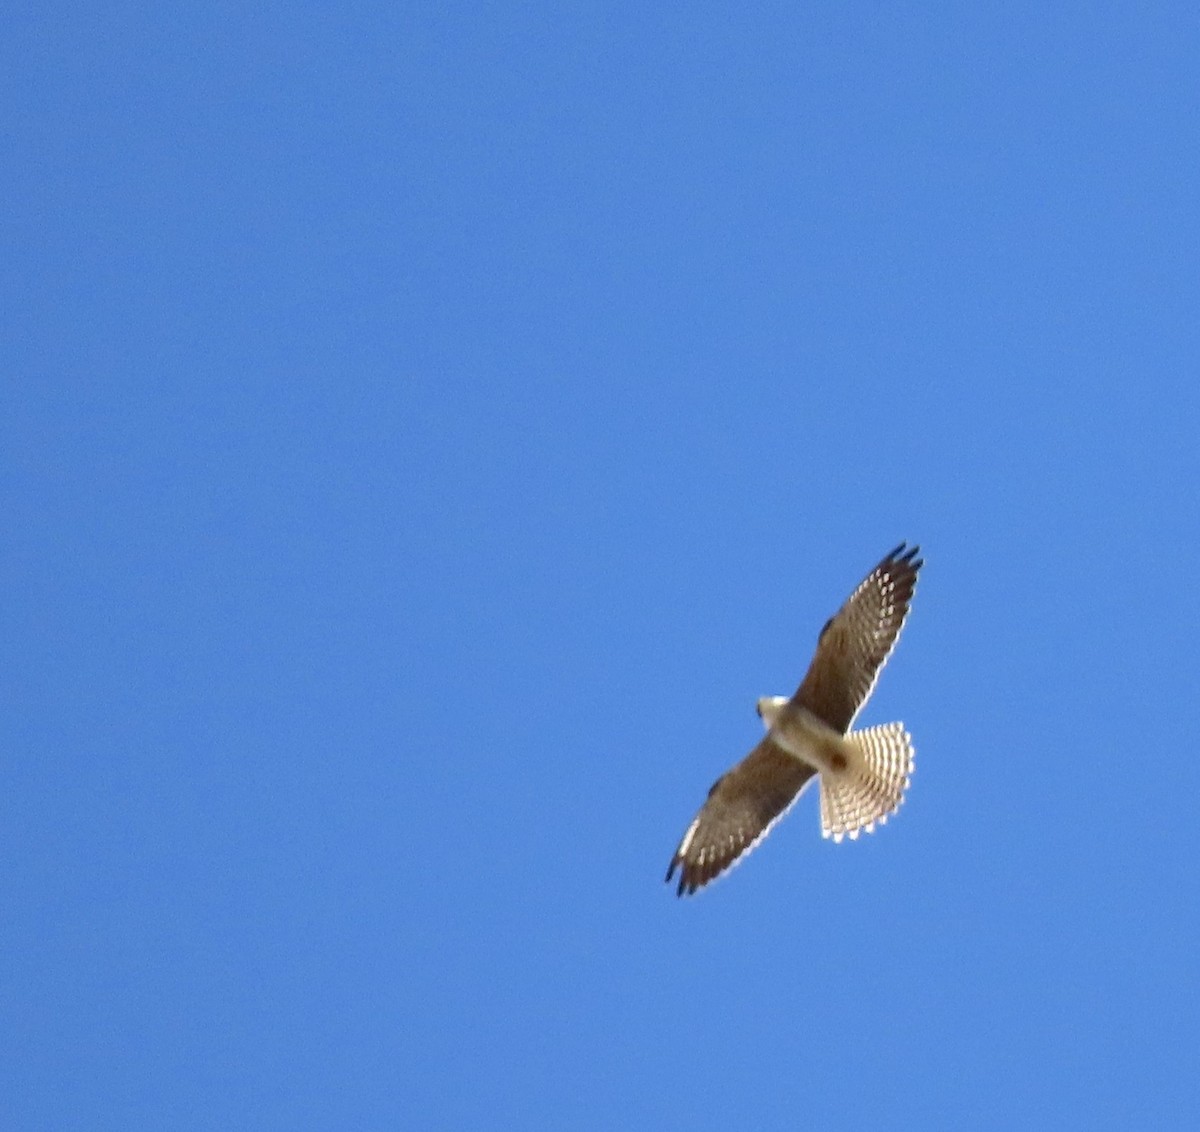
[819,722,914,843]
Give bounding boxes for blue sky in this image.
[5,3,1200,1128]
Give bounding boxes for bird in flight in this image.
[666,543,923,896]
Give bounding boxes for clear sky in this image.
[5,3,1200,1128]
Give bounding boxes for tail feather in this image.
[819,722,914,842]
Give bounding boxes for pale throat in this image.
[755,695,790,729]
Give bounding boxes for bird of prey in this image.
[666,543,923,896]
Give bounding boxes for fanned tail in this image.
[819,723,914,842]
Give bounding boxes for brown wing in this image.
[665,738,818,897]
[793,543,922,733]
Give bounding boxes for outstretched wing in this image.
[793,543,922,733]
[665,739,817,897]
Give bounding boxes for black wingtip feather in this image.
[884,541,921,563]
[884,542,922,572]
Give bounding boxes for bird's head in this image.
[755,695,788,729]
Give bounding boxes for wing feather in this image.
[793,543,922,732]
[665,738,817,897]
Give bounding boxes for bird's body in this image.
[758,699,852,775]
[666,543,923,896]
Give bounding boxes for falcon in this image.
[666,543,923,896]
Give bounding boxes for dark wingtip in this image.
[666,857,697,897]
[886,542,922,570]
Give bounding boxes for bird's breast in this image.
[769,707,852,776]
